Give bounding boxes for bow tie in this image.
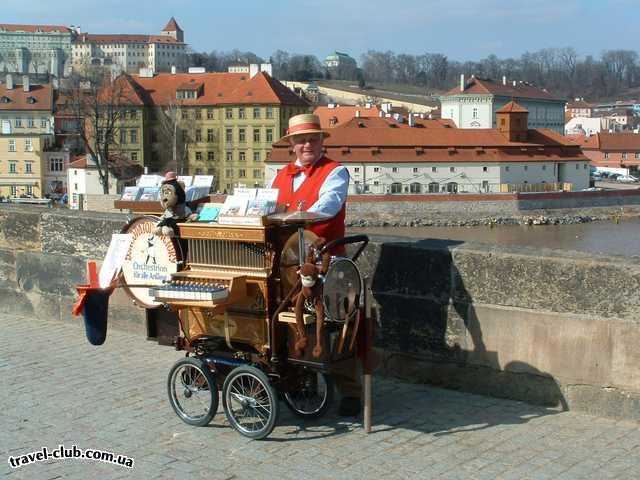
[286,163,315,177]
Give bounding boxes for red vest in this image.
[272,156,346,255]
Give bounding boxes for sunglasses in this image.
[291,135,322,145]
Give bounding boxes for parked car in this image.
[608,173,622,181]
[616,175,639,183]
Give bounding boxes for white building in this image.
[565,116,609,136]
[439,76,566,134]
[71,18,186,74]
[67,155,117,209]
[268,102,590,193]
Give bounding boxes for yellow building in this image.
[0,75,54,198]
[131,71,309,192]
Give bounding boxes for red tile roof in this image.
[444,77,561,101]
[496,101,529,113]
[269,116,586,164]
[131,72,308,106]
[591,132,640,151]
[76,33,181,44]
[0,82,54,111]
[314,105,381,128]
[0,24,71,33]
[566,99,593,109]
[163,17,182,32]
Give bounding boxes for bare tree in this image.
[63,65,140,193]
[153,101,196,174]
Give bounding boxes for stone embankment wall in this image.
[1,204,639,420]
[89,189,640,226]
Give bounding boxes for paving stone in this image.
[1,313,639,479]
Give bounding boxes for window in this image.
[226,169,232,177]
[374,167,380,172]
[15,118,22,128]
[10,186,17,196]
[225,128,233,143]
[207,108,214,119]
[373,181,379,186]
[500,118,505,126]
[253,107,260,118]
[253,129,260,142]
[431,167,437,173]
[239,128,246,143]
[253,169,261,178]
[542,165,546,170]
[505,166,510,171]
[622,153,627,160]
[130,129,137,143]
[28,118,35,128]
[428,182,439,193]
[472,107,478,119]
[120,129,127,144]
[8,139,16,152]
[390,182,402,194]
[195,109,201,119]
[524,165,528,171]
[239,169,246,178]
[131,152,138,162]
[238,107,245,119]
[354,167,360,173]
[195,168,203,175]
[635,153,640,159]
[584,164,588,169]
[49,157,63,172]
[413,167,418,173]
[266,129,273,143]
[266,106,273,119]
[207,129,214,142]
[446,182,458,193]
[483,166,488,172]
[207,168,215,175]
[181,109,188,120]
[195,151,202,161]
[226,151,232,162]
[41,118,47,128]
[410,182,422,193]
[25,139,33,151]
[604,153,609,159]
[239,151,246,162]
[208,151,215,161]
[130,110,138,120]
[25,162,32,173]
[9,162,17,173]
[225,108,233,119]
[392,167,398,173]
[450,166,455,173]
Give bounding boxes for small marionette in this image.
[293,239,331,358]
[155,171,195,237]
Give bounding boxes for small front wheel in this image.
[167,357,218,427]
[222,365,278,440]
[284,370,334,419]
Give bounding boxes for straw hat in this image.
[281,113,330,141]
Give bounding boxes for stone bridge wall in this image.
[1,204,639,420]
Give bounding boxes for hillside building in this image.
[439,76,566,134]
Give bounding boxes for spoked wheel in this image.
[167,357,219,427]
[283,370,334,419]
[222,365,278,440]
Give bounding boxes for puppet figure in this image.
[155,171,194,237]
[293,239,331,358]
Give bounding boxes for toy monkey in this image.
[155,171,195,237]
[293,239,331,358]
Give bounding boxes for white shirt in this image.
[268,159,349,217]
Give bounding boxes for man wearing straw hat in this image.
[270,113,361,416]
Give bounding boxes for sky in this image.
[4,0,638,62]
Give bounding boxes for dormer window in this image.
[0,96,10,103]
[26,96,37,104]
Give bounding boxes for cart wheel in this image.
[222,365,278,440]
[167,357,218,427]
[284,370,334,418]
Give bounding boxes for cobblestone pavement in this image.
[1,313,638,480]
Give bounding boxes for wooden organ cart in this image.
[115,201,374,439]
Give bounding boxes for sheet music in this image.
[99,234,134,289]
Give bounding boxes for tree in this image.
[153,100,197,174]
[63,66,141,193]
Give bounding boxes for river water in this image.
[350,218,640,256]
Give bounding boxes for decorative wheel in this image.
[284,370,334,419]
[167,357,218,427]
[222,365,278,440]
